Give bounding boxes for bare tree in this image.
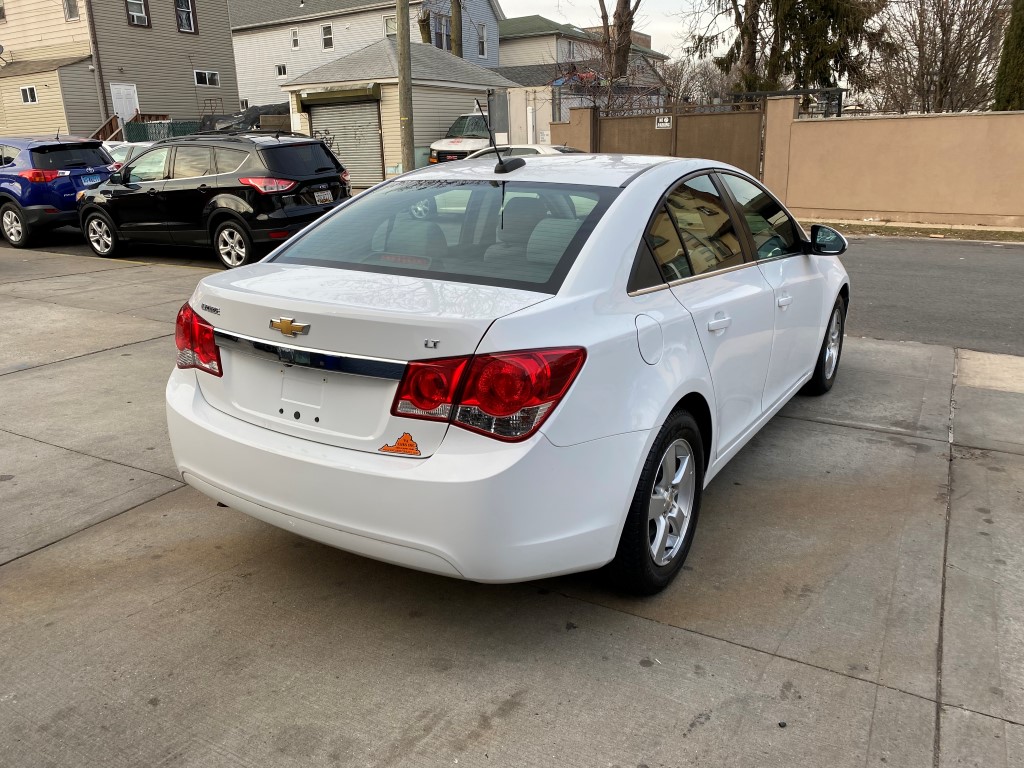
[660,57,737,104]
[597,0,643,79]
[869,0,1010,112]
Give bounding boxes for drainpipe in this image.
[83,0,109,122]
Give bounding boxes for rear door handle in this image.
[707,316,732,332]
[147,188,158,195]
[198,184,210,191]
[778,295,793,308]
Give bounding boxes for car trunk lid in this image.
[190,263,551,457]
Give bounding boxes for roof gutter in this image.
[83,0,109,121]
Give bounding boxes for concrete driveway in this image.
[1,246,1023,767]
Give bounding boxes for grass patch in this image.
[822,222,1024,243]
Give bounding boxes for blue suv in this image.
[0,137,114,248]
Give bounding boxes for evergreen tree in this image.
[995,0,1024,110]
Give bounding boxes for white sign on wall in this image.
[655,115,672,130]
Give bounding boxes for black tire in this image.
[802,295,846,396]
[82,210,121,258]
[212,219,255,269]
[1,202,32,248]
[610,409,705,595]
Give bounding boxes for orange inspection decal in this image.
[380,433,421,456]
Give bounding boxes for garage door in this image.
[310,102,383,188]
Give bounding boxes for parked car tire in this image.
[803,295,846,395]
[1,202,32,248]
[213,220,255,269]
[610,409,705,595]
[83,211,120,258]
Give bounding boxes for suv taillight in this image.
[175,304,222,377]
[239,176,297,194]
[18,169,60,183]
[392,348,586,441]
[341,169,350,183]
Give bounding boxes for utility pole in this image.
[396,0,415,173]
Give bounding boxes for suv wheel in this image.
[84,211,120,258]
[1,203,31,248]
[213,220,254,269]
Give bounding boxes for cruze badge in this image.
[270,317,310,337]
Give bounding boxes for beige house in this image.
[0,0,240,137]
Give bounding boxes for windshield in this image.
[271,180,620,293]
[445,115,489,139]
[31,144,111,170]
[261,143,341,175]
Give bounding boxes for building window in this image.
[383,15,397,37]
[21,86,38,104]
[126,0,150,26]
[322,24,334,49]
[240,99,249,110]
[477,23,486,57]
[64,0,80,20]
[566,39,576,58]
[291,28,299,48]
[433,14,451,51]
[194,69,220,87]
[276,64,287,77]
[175,0,197,33]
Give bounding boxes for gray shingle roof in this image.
[498,15,668,60]
[287,39,517,88]
[493,64,562,87]
[228,0,416,30]
[0,55,91,79]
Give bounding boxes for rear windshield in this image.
[31,144,111,170]
[260,143,341,176]
[446,115,489,139]
[270,180,620,293]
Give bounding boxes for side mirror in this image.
[109,171,124,185]
[809,224,848,256]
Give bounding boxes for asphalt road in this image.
[4,228,1024,355]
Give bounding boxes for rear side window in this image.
[1,146,20,165]
[665,174,745,276]
[215,148,248,174]
[647,205,691,281]
[30,144,111,170]
[271,180,619,293]
[172,146,212,178]
[260,143,340,175]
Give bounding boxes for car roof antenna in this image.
[475,99,524,175]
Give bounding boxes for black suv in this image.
[78,132,350,268]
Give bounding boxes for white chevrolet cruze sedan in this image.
[167,154,850,594]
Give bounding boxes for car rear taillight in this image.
[17,169,60,183]
[341,169,350,183]
[175,303,222,377]
[392,347,586,441]
[238,177,297,194]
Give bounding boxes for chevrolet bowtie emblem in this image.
[269,317,310,337]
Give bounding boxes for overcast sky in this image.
[500,0,686,58]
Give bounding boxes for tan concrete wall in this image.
[675,111,763,176]
[550,107,596,152]
[767,99,1024,228]
[600,114,672,155]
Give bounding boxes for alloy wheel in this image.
[2,210,23,243]
[648,439,696,567]
[217,227,247,267]
[87,218,113,254]
[823,308,842,379]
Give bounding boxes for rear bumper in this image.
[166,368,646,582]
[23,204,77,229]
[248,200,347,243]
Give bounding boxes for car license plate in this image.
[314,190,332,204]
[82,174,102,187]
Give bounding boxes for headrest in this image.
[497,197,546,245]
[527,219,582,265]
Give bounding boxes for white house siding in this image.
[0,0,91,61]
[378,82,489,175]
[58,60,103,135]
[233,6,422,108]
[498,37,559,67]
[0,70,67,134]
